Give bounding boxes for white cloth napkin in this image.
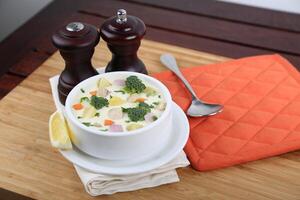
[49,71,190,196]
[75,151,189,195]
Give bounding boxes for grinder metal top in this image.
[52,22,99,51]
[100,9,146,44]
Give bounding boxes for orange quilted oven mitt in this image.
[152,54,300,171]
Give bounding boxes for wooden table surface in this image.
[1,0,300,100]
[1,1,300,199]
[0,39,300,200]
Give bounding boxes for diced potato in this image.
[126,123,143,131]
[82,106,97,119]
[144,87,157,96]
[97,78,112,88]
[109,96,125,106]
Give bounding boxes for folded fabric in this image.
[49,71,190,196]
[152,54,300,171]
[74,151,189,196]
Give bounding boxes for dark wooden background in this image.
[0,0,300,199]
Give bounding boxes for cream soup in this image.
[71,75,166,132]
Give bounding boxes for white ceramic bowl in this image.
[65,72,173,160]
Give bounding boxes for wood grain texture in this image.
[80,0,300,55]
[0,0,84,77]
[0,188,34,200]
[2,0,300,95]
[0,40,300,200]
[74,12,300,70]
[127,0,300,32]
[0,74,24,99]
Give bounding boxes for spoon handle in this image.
[160,54,199,100]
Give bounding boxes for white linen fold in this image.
[75,151,189,196]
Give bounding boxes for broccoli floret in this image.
[123,107,148,122]
[124,76,146,94]
[122,102,153,122]
[138,102,153,112]
[90,96,109,110]
[80,97,89,103]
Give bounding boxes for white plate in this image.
[59,102,189,175]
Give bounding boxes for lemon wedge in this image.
[49,111,72,150]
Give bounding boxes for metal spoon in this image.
[160,53,223,117]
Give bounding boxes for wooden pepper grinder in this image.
[100,9,147,74]
[52,22,100,105]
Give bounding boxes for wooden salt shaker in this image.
[52,22,100,105]
[100,9,147,74]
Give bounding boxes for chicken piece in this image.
[97,87,109,97]
[144,113,157,123]
[156,102,166,111]
[92,122,102,127]
[127,94,141,103]
[108,107,123,120]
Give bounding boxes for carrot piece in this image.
[89,91,97,96]
[135,98,146,103]
[72,103,83,110]
[104,119,114,126]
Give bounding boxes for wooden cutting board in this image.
[0,40,299,200]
